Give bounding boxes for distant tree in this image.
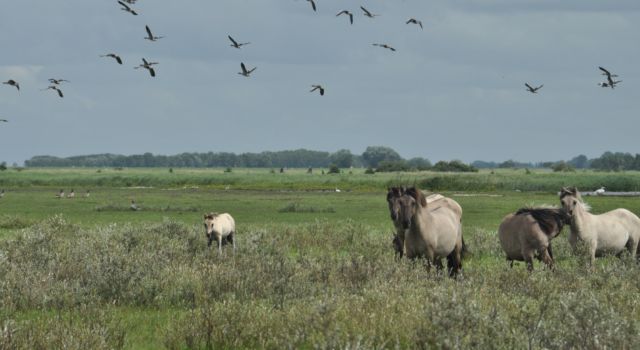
[472,160,498,169]
[361,146,402,168]
[364,167,375,174]
[568,154,590,169]
[407,157,432,171]
[329,149,354,168]
[498,160,517,168]
[0,162,6,171]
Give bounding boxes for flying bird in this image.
[0,119,7,123]
[360,6,379,18]
[310,85,325,96]
[406,18,423,29]
[228,35,250,49]
[525,83,543,93]
[42,85,64,98]
[3,80,19,91]
[118,1,138,15]
[372,43,395,52]
[135,58,158,77]
[48,78,69,85]
[144,25,164,41]
[238,62,256,77]
[598,66,621,89]
[307,0,317,12]
[336,10,354,25]
[101,53,123,65]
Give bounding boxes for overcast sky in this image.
[1,0,639,165]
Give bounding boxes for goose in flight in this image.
[0,119,7,123]
[3,80,19,91]
[360,6,379,18]
[101,53,123,64]
[336,10,354,25]
[228,35,250,49]
[135,58,158,77]
[406,18,423,29]
[310,85,325,96]
[525,83,543,93]
[48,78,69,85]
[598,66,621,89]
[144,25,164,41]
[118,1,138,15]
[43,85,64,98]
[372,43,395,52]
[238,62,256,77]
[307,0,317,12]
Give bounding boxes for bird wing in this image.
[598,66,611,77]
[56,88,64,98]
[118,1,131,10]
[248,67,256,74]
[360,6,371,16]
[142,58,149,65]
[115,55,123,64]
[336,10,347,16]
[319,88,324,96]
[406,19,412,24]
[309,0,316,11]
[149,67,156,77]
[310,86,319,92]
[389,46,396,51]
[525,83,533,90]
[241,62,247,73]
[536,84,543,90]
[146,25,153,38]
[418,21,423,29]
[228,35,238,46]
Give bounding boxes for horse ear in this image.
[570,187,578,194]
[418,191,427,207]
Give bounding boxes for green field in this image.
[1,168,640,349]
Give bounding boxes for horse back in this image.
[214,213,236,235]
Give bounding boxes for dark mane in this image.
[515,208,570,236]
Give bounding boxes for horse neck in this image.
[408,203,431,235]
[570,202,591,236]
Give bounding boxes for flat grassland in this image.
[1,168,640,349]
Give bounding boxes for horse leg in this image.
[540,247,554,271]
[523,249,535,272]
[217,235,223,254]
[230,231,236,254]
[547,242,554,260]
[627,238,638,262]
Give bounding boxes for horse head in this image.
[203,212,219,237]
[386,187,404,222]
[397,187,427,229]
[559,187,581,215]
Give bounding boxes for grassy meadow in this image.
[1,168,640,349]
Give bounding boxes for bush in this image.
[552,161,575,172]
[375,160,410,172]
[432,160,478,172]
[364,167,375,174]
[327,164,340,174]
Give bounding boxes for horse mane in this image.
[203,212,219,220]
[405,187,427,207]
[515,207,571,235]
[386,187,404,201]
[560,187,581,200]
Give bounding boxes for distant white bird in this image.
[595,187,605,195]
[238,62,256,77]
[130,200,140,211]
[85,190,91,198]
[335,188,341,193]
[56,189,65,199]
[68,189,75,198]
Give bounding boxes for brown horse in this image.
[396,187,464,277]
[498,207,570,271]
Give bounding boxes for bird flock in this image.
[0,1,627,126]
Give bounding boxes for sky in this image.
[1,0,640,165]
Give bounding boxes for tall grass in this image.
[1,216,639,348]
[3,167,640,192]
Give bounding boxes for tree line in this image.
[17,149,640,172]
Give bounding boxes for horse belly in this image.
[595,231,628,255]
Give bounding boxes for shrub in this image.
[327,164,340,174]
[432,160,478,172]
[375,160,410,172]
[364,167,375,174]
